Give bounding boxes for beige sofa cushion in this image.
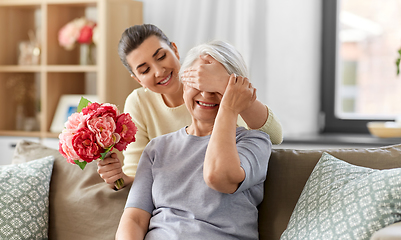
[259,144,401,240]
[12,140,130,240]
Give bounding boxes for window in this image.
[321,0,401,133]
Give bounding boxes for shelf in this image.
[0,65,97,72]
[46,65,97,72]
[0,0,143,139]
[46,0,97,5]
[0,0,97,6]
[0,131,42,138]
[0,130,60,139]
[45,132,61,138]
[0,66,42,72]
[0,1,42,5]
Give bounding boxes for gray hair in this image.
[179,40,249,79]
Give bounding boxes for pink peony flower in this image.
[58,17,96,50]
[114,113,138,151]
[87,115,118,149]
[82,102,101,116]
[59,129,81,164]
[82,103,119,120]
[78,25,94,44]
[64,112,87,132]
[59,141,74,164]
[58,22,81,50]
[72,128,102,163]
[94,103,120,120]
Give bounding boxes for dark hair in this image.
[118,24,172,76]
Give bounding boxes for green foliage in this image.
[77,97,91,112]
[100,146,113,160]
[74,160,87,170]
[396,49,401,76]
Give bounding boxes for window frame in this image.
[320,0,393,134]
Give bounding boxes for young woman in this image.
[115,40,272,239]
[97,24,282,189]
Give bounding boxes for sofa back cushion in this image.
[13,140,130,240]
[258,144,401,240]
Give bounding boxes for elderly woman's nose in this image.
[200,91,215,98]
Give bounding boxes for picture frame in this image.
[50,94,99,133]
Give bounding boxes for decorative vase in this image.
[80,43,95,65]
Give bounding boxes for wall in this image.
[141,0,322,137]
[265,0,322,137]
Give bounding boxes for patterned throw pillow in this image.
[280,152,401,240]
[0,156,54,240]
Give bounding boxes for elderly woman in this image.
[115,41,272,240]
[98,24,282,190]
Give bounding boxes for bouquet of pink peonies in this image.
[58,97,137,189]
[58,17,97,50]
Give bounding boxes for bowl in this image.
[367,122,401,138]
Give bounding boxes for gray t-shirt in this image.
[125,127,272,240]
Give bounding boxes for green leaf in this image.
[397,49,401,76]
[100,146,114,160]
[77,97,92,113]
[100,152,108,160]
[74,160,87,170]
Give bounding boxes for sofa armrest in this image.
[370,222,401,240]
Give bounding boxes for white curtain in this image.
[142,0,268,104]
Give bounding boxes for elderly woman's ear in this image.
[199,55,215,64]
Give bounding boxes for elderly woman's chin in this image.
[194,112,219,123]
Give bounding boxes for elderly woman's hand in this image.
[204,74,255,194]
[97,153,133,189]
[181,55,230,95]
[219,74,256,115]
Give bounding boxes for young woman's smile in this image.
[158,72,172,86]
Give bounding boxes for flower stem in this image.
[114,178,124,190]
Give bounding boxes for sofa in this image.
[4,140,401,240]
